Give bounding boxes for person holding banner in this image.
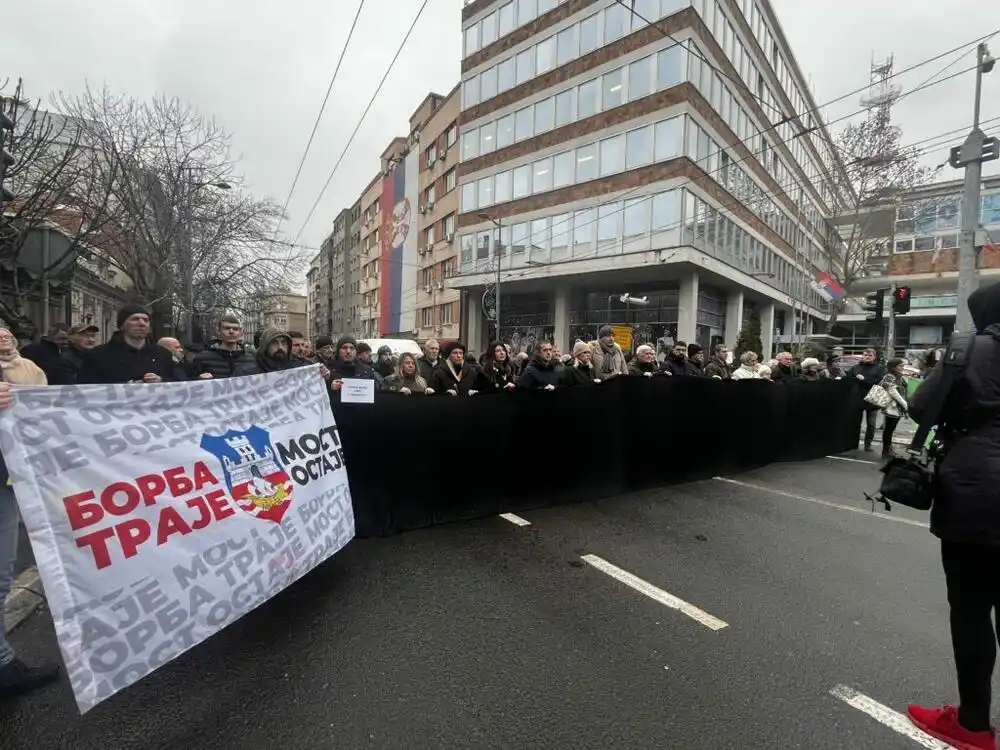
[0,381,60,700]
[77,305,177,385]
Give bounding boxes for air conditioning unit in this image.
[427,156,436,168]
[418,247,426,256]
[435,280,444,290]
[419,204,427,214]
[441,150,448,163]
[425,201,434,212]
[445,232,454,243]
[424,283,433,294]
[412,327,419,336]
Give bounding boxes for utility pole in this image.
[952,42,998,334]
[478,214,502,344]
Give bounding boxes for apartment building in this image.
[836,175,1000,358]
[306,255,321,338]
[454,0,848,355]
[413,87,463,343]
[358,173,384,338]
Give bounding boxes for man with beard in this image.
[314,336,336,361]
[661,341,700,376]
[326,336,376,396]
[373,345,396,380]
[254,329,298,373]
[50,323,99,385]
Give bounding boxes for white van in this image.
[359,338,424,357]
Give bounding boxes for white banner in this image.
[0,366,354,713]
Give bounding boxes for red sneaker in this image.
[907,705,997,750]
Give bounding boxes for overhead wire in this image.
[291,0,430,248]
[273,0,368,239]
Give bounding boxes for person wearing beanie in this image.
[687,343,706,375]
[77,304,176,384]
[373,345,396,380]
[561,339,601,387]
[799,357,824,382]
[327,335,375,395]
[589,325,627,380]
[314,336,335,361]
[431,341,485,396]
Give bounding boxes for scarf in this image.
[599,340,617,375]
[445,359,464,382]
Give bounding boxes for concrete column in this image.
[553,284,570,352]
[760,302,776,360]
[725,289,744,349]
[466,290,483,351]
[677,271,699,344]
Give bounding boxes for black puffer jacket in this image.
[661,355,699,377]
[50,346,90,385]
[194,342,259,379]
[912,283,1000,545]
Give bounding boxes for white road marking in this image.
[713,477,930,529]
[580,554,728,631]
[830,685,956,749]
[499,513,531,527]
[826,454,878,465]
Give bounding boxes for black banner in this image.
[334,377,861,537]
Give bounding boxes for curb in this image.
[4,566,45,633]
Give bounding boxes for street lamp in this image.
[478,213,502,342]
[185,177,231,341]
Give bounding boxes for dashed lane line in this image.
[580,554,728,631]
[830,685,956,749]
[713,477,930,529]
[499,513,531,527]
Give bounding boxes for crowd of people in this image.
[0,302,905,703]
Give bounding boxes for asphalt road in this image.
[0,450,981,749]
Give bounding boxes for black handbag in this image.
[874,334,975,511]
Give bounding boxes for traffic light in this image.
[0,108,14,203]
[864,288,887,322]
[892,286,912,315]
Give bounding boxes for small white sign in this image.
[341,378,376,404]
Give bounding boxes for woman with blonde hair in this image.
[0,328,47,385]
[731,350,762,380]
[383,351,432,395]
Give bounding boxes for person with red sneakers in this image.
[906,283,1000,750]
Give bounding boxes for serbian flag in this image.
[813,273,846,303]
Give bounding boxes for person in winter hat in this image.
[590,325,627,380]
[373,345,396,380]
[561,340,601,387]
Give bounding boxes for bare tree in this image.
[56,87,304,338]
[0,80,126,339]
[824,112,939,329]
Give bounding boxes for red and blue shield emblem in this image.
[200,426,293,523]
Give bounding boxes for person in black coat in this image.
[661,341,700,376]
[49,323,99,385]
[853,347,887,451]
[561,341,601,386]
[77,305,177,384]
[905,283,1000,749]
[193,315,259,379]
[254,329,301,373]
[517,341,560,390]
[431,341,483,396]
[326,335,376,394]
[480,341,517,393]
[19,323,70,383]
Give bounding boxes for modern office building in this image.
[453,0,849,356]
[835,174,1000,360]
[413,87,463,344]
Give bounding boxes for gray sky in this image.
[3,0,998,258]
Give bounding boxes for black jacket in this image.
[194,342,259,379]
[517,357,560,389]
[431,361,484,395]
[661,356,700,377]
[703,359,732,379]
[629,360,664,377]
[912,285,1000,545]
[771,363,799,383]
[854,361,887,405]
[77,334,177,384]
[481,361,517,392]
[50,346,90,385]
[417,356,440,384]
[561,363,598,387]
[20,339,63,383]
[327,356,376,382]
[254,330,300,373]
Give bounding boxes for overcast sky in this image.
[3,0,998,258]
